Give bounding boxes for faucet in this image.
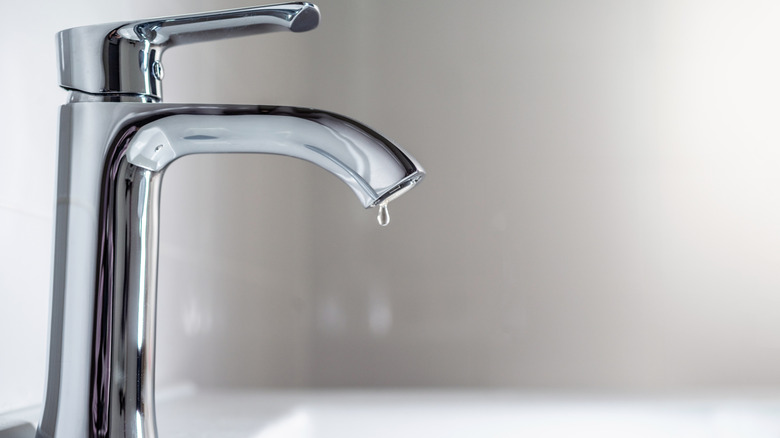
[39,3,424,437]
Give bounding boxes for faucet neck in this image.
[92,157,162,437]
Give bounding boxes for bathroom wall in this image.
[3,0,780,415]
[299,0,780,389]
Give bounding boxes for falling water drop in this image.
[377,203,390,227]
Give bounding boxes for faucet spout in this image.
[40,102,424,438]
[126,107,424,207]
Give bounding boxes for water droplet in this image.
[377,203,390,227]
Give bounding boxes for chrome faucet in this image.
[39,3,424,437]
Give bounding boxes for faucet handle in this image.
[57,2,319,102]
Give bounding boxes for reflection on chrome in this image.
[40,3,424,438]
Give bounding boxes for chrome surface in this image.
[57,2,319,101]
[41,3,425,438]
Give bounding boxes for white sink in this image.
[155,388,780,438]
[5,388,780,437]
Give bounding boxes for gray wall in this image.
[3,0,780,413]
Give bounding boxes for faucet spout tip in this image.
[291,3,320,33]
[372,173,425,208]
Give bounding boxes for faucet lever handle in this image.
[57,2,319,101]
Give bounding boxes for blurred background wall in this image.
[3,0,780,414]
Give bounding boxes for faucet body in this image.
[40,4,424,438]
